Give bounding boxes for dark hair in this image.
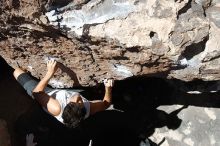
[62,102,86,128]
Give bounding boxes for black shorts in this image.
[17,73,53,98]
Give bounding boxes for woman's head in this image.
[62,102,86,128]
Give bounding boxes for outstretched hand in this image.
[46,60,58,78]
[104,78,114,88]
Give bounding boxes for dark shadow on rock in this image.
[169,79,220,108]
[51,0,73,8]
[12,0,20,9]
[182,36,209,60]
[108,76,220,140]
[2,55,220,146]
[112,76,220,108]
[30,26,64,41]
[57,62,81,86]
[0,55,14,80]
[15,107,154,146]
[0,56,34,146]
[109,77,185,139]
[0,32,8,41]
[82,110,142,146]
[14,75,220,146]
[173,91,220,108]
[177,0,193,19]
[46,0,91,13]
[15,104,90,146]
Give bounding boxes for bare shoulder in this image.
[33,91,61,116]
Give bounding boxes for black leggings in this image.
[17,73,53,98]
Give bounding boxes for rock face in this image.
[0,0,220,88]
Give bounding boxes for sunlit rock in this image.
[0,0,220,87]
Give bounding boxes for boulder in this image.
[1,0,220,88]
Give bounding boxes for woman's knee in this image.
[13,68,25,80]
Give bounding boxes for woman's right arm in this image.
[32,60,61,116]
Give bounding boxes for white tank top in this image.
[44,89,90,123]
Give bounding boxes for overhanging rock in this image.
[0,0,220,88]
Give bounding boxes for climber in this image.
[13,60,114,128]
